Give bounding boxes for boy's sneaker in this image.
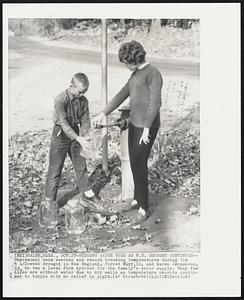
[82,193,101,202]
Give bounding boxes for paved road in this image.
[9,36,199,78]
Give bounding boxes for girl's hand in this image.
[139,128,150,145]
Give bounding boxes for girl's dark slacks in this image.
[128,123,159,211]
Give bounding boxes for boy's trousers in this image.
[128,123,159,211]
[45,124,91,202]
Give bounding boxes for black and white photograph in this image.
[7,16,200,253]
[3,3,240,298]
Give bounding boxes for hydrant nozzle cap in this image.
[118,104,131,111]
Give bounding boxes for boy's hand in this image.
[76,136,91,148]
[76,136,83,146]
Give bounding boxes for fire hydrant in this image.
[95,106,134,201]
[119,107,134,200]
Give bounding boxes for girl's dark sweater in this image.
[103,64,163,128]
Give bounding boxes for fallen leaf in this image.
[122,236,131,242]
[145,233,152,242]
[131,224,147,230]
[109,215,118,222]
[21,236,38,247]
[98,245,111,251]
[24,200,33,208]
[19,226,33,231]
[15,246,28,252]
[189,206,198,214]
[74,244,87,252]
[108,237,116,243]
[95,214,106,225]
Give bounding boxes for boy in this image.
[45,73,99,210]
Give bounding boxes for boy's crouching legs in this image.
[45,140,67,202]
[69,141,100,202]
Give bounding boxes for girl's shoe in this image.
[122,199,138,212]
[130,199,138,209]
[131,210,149,225]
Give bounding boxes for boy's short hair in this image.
[71,73,89,87]
[118,40,146,65]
